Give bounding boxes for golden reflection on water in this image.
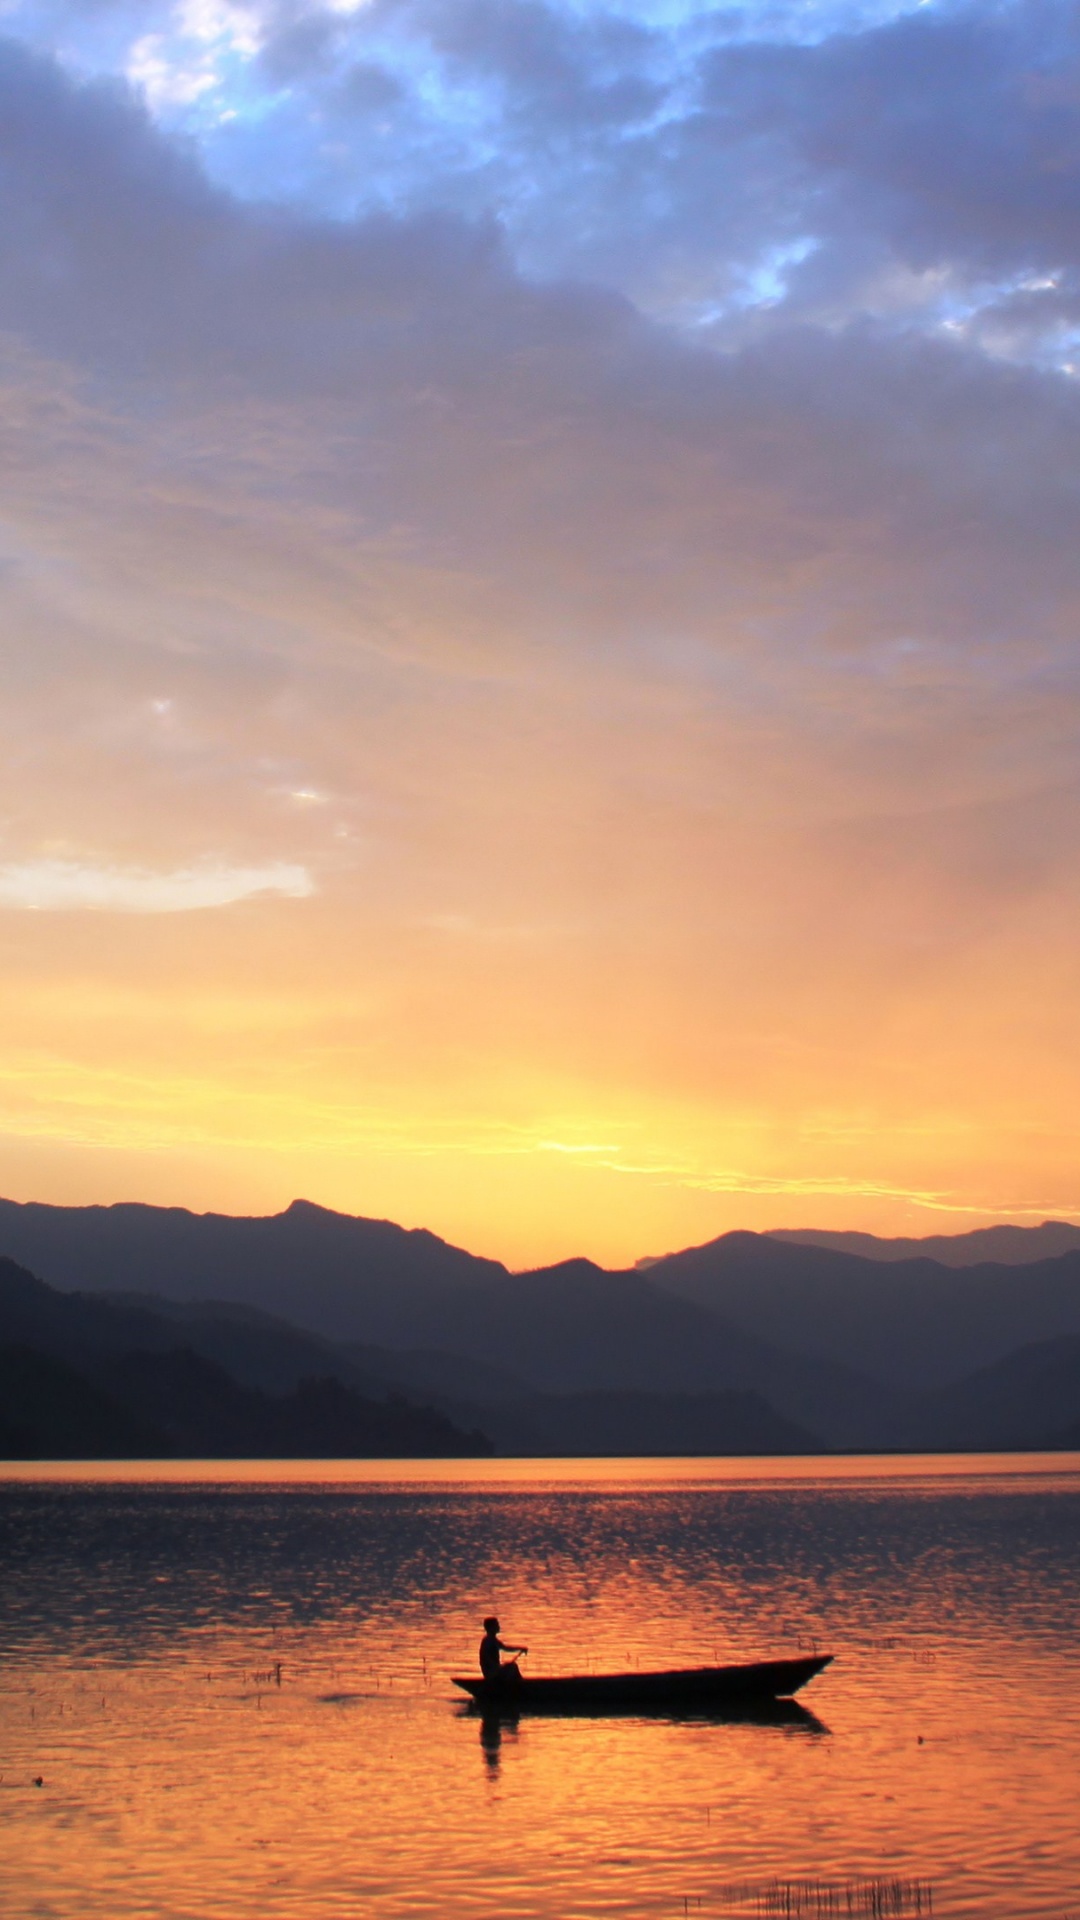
[2,1448,1078,1485]
[0,1455,1078,1919]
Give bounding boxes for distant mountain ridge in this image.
[767,1221,1080,1266]
[0,1255,821,1459]
[0,1196,506,1346]
[645,1232,1080,1391]
[2,1195,1080,1456]
[0,1198,906,1446]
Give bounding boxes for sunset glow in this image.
[2,1,1080,1265]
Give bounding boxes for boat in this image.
[451,1652,832,1713]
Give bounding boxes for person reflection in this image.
[480,1616,527,1687]
[479,1711,504,1774]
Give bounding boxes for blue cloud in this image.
[18,0,1058,368]
[3,21,1079,674]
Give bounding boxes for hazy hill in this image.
[768,1222,1080,1266]
[8,1198,1080,1393]
[362,1255,898,1446]
[913,1334,1080,1450]
[0,1198,901,1444]
[0,1258,492,1458]
[0,1344,165,1458]
[342,1341,532,1410]
[6,1195,1080,1452]
[97,1348,493,1460]
[0,1196,506,1346]
[647,1233,1080,1390]
[0,1256,389,1394]
[0,1253,837,1457]
[4,1227,1079,1455]
[496,1388,820,1457]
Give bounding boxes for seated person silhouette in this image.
[479,1616,527,1688]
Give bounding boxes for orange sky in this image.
[2,12,1080,1269]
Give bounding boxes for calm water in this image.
[1,1454,1078,1920]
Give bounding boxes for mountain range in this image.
[1,1196,1079,1457]
[767,1221,1080,1266]
[0,1256,493,1460]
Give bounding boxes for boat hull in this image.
[451,1653,832,1712]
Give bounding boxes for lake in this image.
[1,1453,1078,1918]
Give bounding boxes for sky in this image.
[1,0,1080,1268]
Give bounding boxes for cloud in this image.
[4,25,1080,674]
[1,14,1080,1253]
[0,859,315,911]
[3,28,1080,892]
[17,0,1077,357]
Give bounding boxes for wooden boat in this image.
[452,1652,832,1713]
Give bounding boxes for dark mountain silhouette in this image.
[646,1233,1080,1390]
[768,1221,1080,1266]
[97,1348,493,1459]
[0,1196,506,1345]
[417,1257,760,1391]
[0,1252,833,1457]
[911,1334,1080,1451]
[360,1255,900,1446]
[6,1195,1080,1455]
[7,1196,1080,1394]
[0,1263,353,1393]
[0,1199,903,1445]
[0,1344,166,1458]
[483,1388,820,1457]
[0,1258,491,1458]
[341,1341,531,1409]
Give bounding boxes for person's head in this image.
[483,1616,500,1634]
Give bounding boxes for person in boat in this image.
[479,1616,527,1686]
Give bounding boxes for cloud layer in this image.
[1,2,1079,1260]
[0,859,313,911]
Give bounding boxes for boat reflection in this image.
[462,1695,828,1743]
